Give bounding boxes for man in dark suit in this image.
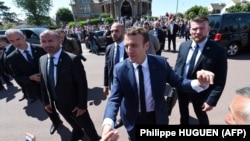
[103,22,128,129]
[149,21,166,55]
[39,30,100,141]
[55,28,86,61]
[174,16,228,125]
[5,29,62,135]
[5,29,46,102]
[101,27,215,141]
[167,18,179,52]
[0,35,14,90]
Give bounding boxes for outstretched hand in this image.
[196,69,214,87]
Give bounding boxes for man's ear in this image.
[144,41,149,50]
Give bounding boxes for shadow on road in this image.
[88,87,107,106]
[0,85,20,102]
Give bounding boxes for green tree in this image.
[0,1,17,22]
[226,2,250,12]
[226,3,243,12]
[56,8,73,27]
[13,0,52,25]
[185,5,209,20]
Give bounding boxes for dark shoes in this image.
[50,120,63,134]
[19,95,27,101]
[114,118,123,129]
[67,129,84,141]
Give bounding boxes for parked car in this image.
[0,27,47,45]
[85,30,106,50]
[208,12,250,56]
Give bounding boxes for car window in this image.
[208,15,221,29]
[22,30,38,39]
[95,31,104,37]
[0,30,6,35]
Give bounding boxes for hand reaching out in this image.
[196,69,214,87]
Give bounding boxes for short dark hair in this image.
[143,21,149,26]
[0,35,10,43]
[125,27,149,44]
[191,15,209,23]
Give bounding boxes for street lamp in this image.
[176,0,179,14]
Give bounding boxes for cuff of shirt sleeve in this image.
[102,118,114,129]
[191,80,209,93]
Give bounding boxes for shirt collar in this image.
[47,48,62,60]
[18,43,31,53]
[115,40,124,48]
[192,38,208,49]
[132,56,148,69]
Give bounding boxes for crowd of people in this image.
[0,14,249,141]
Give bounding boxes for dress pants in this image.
[128,112,156,141]
[55,101,99,141]
[177,90,209,125]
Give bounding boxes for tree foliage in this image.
[56,8,73,26]
[13,0,52,25]
[184,5,209,20]
[0,1,17,22]
[226,2,250,12]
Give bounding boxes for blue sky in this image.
[4,0,230,19]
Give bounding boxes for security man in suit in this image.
[103,22,128,129]
[174,16,227,125]
[5,29,62,135]
[39,30,100,141]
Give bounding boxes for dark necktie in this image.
[114,45,120,64]
[24,50,34,67]
[138,65,146,114]
[187,45,199,79]
[48,57,57,100]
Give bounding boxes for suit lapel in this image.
[110,44,115,66]
[56,52,64,86]
[194,40,211,71]
[126,60,138,97]
[148,56,157,98]
[41,55,49,87]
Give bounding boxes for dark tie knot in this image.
[137,65,142,69]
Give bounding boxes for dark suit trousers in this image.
[177,90,209,125]
[46,101,61,126]
[57,105,99,141]
[128,112,156,141]
[156,41,165,55]
[168,35,176,51]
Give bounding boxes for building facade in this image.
[70,0,152,21]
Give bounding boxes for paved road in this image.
[1,38,250,141]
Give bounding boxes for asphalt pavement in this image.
[1,38,250,141]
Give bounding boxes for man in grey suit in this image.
[39,30,100,141]
[142,21,160,55]
[101,27,215,141]
[174,16,227,125]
